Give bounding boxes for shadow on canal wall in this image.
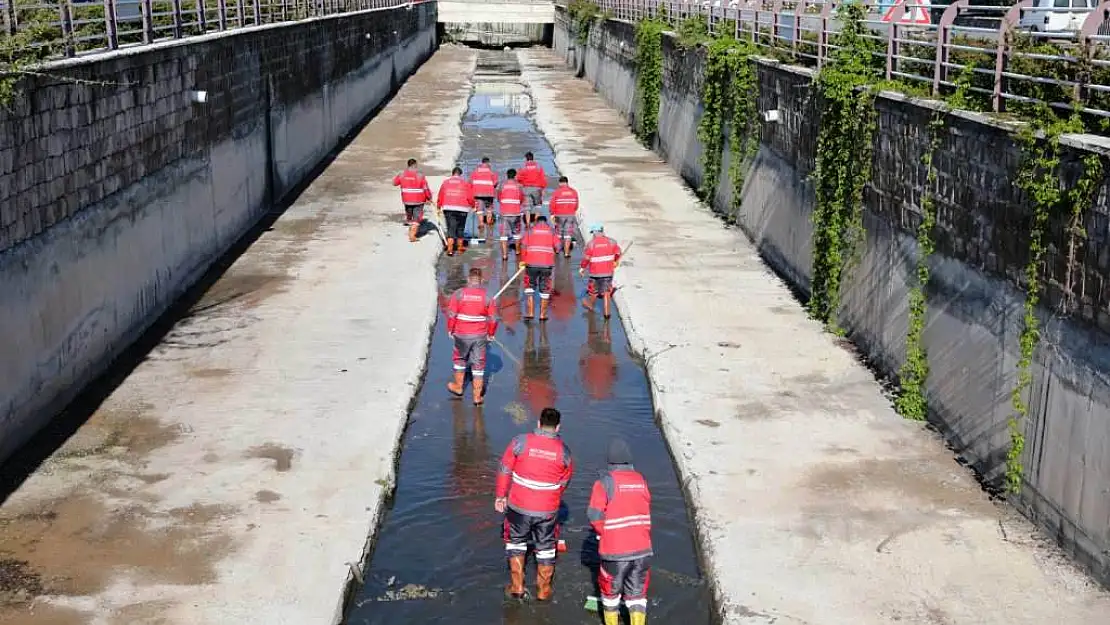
[552,9,1110,588]
[0,4,438,468]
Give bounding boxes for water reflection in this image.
[580,315,617,401]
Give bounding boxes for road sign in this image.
[881,0,931,25]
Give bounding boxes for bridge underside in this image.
[438,1,554,46]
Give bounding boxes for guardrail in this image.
[560,0,1110,118]
[1,0,429,59]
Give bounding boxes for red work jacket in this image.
[581,235,621,277]
[446,286,498,337]
[517,160,548,188]
[549,184,579,216]
[587,466,653,560]
[498,180,525,216]
[496,430,573,517]
[470,164,499,198]
[393,169,432,205]
[437,175,475,212]
[522,223,557,268]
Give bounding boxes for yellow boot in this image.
[446,370,464,396]
[602,610,621,625]
[630,611,646,625]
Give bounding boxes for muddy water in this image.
[343,50,710,625]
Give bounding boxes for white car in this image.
[1019,0,1095,35]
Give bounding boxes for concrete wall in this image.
[439,0,553,45]
[0,4,438,465]
[554,9,1110,586]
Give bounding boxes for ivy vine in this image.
[696,36,760,215]
[567,0,603,45]
[806,2,882,331]
[633,18,666,146]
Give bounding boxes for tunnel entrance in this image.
[342,50,710,625]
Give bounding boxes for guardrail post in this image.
[141,0,155,43]
[772,0,783,48]
[1077,0,1110,106]
[932,0,966,96]
[818,0,835,68]
[172,0,184,37]
[104,0,119,48]
[3,0,16,37]
[235,0,244,26]
[884,1,908,81]
[197,0,207,32]
[994,0,1033,113]
[60,0,75,57]
[252,0,261,24]
[217,0,228,29]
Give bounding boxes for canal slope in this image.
[344,49,711,625]
[519,48,1110,625]
[0,49,476,625]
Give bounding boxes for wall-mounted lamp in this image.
[762,109,781,123]
[190,90,208,104]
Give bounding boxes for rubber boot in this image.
[539,298,549,321]
[501,241,509,261]
[630,611,646,625]
[602,294,611,319]
[525,296,535,319]
[535,563,555,601]
[446,238,456,256]
[602,610,621,625]
[408,224,418,243]
[472,376,485,405]
[446,370,465,396]
[505,554,526,599]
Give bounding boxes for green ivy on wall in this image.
[633,18,666,146]
[696,36,760,214]
[567,0,604,45]
[807,2,882,332]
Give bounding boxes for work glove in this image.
[519,262,526,270]
[578,268,585,277]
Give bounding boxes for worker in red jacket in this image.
[516,151,548,225]
[498,169,527,261]
[445,267,498,404]
[587,438,652,625]
[549,176,579,258]
[392,158,433,243]
[519,215,559,321]
[579,223,622,319]
[495,407,573,601]
[470,157,499,236]
[437,166,476,256]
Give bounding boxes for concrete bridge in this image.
[438,0,556,46]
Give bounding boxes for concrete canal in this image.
[342,50,711,625]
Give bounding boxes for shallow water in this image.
[343,50,711,625]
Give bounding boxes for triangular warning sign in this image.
[881,0,931,25]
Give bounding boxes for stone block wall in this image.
[0,3,438,464]
[554,7,1110,587]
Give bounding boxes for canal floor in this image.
[343,50,711,625]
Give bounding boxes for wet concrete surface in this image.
[344,50,711,625]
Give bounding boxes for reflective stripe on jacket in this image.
[498,180,525,216]
[470,165,499,198]
[587,465,653,560]
[446,285,498,337]
[437,175,474,212]
[580,235,622,277]
[517,160,548,188]
[522,223,557,268]
[393,169,432,205]
[549,185,579,216]
[496,430,573,516]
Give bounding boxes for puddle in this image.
[343,50,710,625]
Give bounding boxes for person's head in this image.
[407,158,417,168]
[558,176,569,185]
[538,407,561,432]
[589,223,604,236]
[468,267,482,285]
[452,166,462,176]
[525,151,534,161]
[506,168,517,179]
[481,157,490,165]
[607,438,633,465]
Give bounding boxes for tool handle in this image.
[493,265,526,300]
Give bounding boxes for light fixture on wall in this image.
[761,109,781,123]
[190,90,208,104]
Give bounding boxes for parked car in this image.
[1019,0,1096,35]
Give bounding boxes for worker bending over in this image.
[549,176,579,258]
[445,267,498,405]
[498,169,526,261]
[495,407,573,601]
[580,223,622,319]
[588,438,653,625]
[470,157,499,236]
[517,151,548,225]
[437,166,475,256]
[392,158,432,243]
[519,215,559,321]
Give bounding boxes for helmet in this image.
[588,222,604,233]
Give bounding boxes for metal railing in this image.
[1,0,430,58]
[560,0,1110,118]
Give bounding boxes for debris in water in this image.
[374,583,444,602]
[503,401,529,424]
[654,567,703,587]
[386,575,396,587]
